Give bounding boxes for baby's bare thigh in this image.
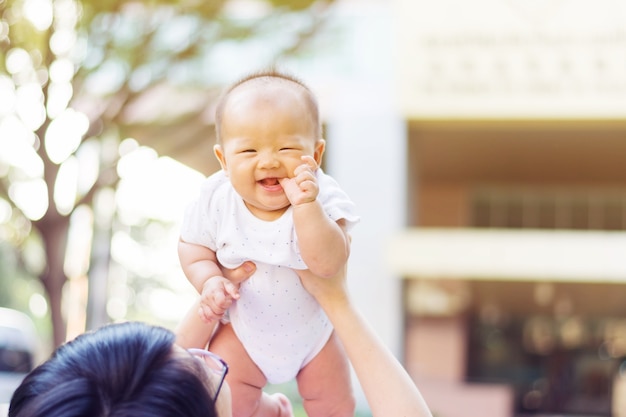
[210,324,267,397]
[296,331,353,401]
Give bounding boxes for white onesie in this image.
[180,169,359,384]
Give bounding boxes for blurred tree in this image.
[0,0,336,347]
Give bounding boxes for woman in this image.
[9,265,432,417]
[8,321,231,417]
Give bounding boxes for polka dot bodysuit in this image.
[180,169,359,383]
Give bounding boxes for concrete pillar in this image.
[325,91,406,356]
[324,79,407,410]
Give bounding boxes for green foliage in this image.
[0,242,52,346]
[0,243,30,309]
[268,0,321,11]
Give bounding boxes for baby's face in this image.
[215,83,324,220]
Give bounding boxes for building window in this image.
[471,188,626,231]
[467,313,619,416]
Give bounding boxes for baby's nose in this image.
[258,151,280,168]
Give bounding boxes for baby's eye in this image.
[238,149,256,153]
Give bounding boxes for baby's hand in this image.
[279,156,319,206]
[198,276,240,323]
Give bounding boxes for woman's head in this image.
[9,321,223,417]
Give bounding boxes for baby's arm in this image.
[175,261,257,348]
[178,239,222,293]
[175,297,215,349]
[293,202,349,277]
[178,239,240,322]
[279,156,350,278]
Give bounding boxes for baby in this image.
[178,69,359,417]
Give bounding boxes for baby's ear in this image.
[213,144,228,173]
[313,139,326,166]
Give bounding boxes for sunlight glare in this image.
[49,59,75,83]
[46,82,73,118]
[116,145,158,179]
[0,75,15,115]
[5,48,31,75]
[29,293,48,318]
[0,198,12,224]
[119,137,139,156]
[106,296,127,320]
[116,150,204,223]
[148,288,189,322]
[75,139,100,195]
[44,108,90,164]
[16,83,46,131]
[9,178,48,221]
[54,155,78,215]
[111,230,142,272]
[50,28,77,56]
[0,21,9,43]
[93,187,116,228]
[23,0,53,31]
[222,0,271,19]
[0,115,44,178]
[54,0,80,27]
[64,205,93,278]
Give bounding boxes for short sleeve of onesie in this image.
[179,171,230,251]
[316,170,360,232]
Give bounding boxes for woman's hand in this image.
[297,265,350,313]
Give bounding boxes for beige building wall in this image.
[418,183,470,228]
[402,124,626,417]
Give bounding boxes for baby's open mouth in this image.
[259,178,281,188]
[260,178,279,185]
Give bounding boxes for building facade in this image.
[322,1,626,416]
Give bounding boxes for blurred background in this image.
[1,0,626,416]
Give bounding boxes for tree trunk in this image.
[38,216,71,347]
[42,268,67,347]
[86,221,112,330]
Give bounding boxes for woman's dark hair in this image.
[9,321,218,417]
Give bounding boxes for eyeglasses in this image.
[187,348,229,402]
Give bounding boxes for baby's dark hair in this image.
[214,68,322,143]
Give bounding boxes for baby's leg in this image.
[210,323,294,417]
[296,331,356,417]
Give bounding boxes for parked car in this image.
[0,307,38,406]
